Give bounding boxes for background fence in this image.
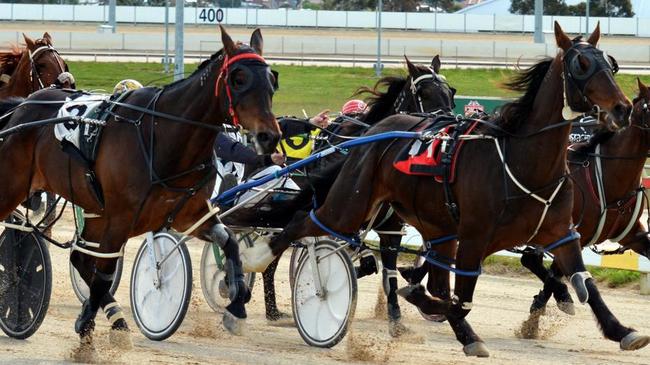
[1,5,650,37]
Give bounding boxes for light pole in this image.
[586,0,590,36]
[108,0,116,33]
[533,0,543,43]
[375,0,383,77]
[174,0,184,81]
[164,0,169,73]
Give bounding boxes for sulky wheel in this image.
[69,256,123,303]
[130,231,192,341]
[0,212,52,339]
[288,244,306,290]
[200,233,256,313]
[291,239,357,348]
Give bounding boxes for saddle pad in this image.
[393,121,478,183]
[569,115,597,144]
[55,93,109,163]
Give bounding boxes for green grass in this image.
[67,61,650,117]
[482,255,641,289]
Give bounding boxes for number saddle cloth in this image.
[393,117,479,183]
[54,91,128,207]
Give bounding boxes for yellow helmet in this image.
[113,79,143,95]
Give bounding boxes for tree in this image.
[425,0,461,13]
[322,0,375,11]
[383,0,417,12]
[510,0,570,15]
[510,0,634,16]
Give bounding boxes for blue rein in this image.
[212,131,423,206]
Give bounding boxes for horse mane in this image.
[0,44,23,77]
[354,76,407,124]
[492,58,554,132]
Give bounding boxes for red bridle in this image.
[214,52,268,127]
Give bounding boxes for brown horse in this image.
[0,32,72,100]
[240,22,648,356]
[516,78,650,316]
[0,26,279,342]
[253,56,456,336]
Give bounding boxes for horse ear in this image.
[431,55,441,74]
[404,56,418,76]
[638,78,649,99]
[554,21,572,51]
[22,33,35,50]
[250,28,263,56]
[587,21,601,46]
[219,25,237,56]
[43,32,53,45]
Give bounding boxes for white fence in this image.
[1,4,649,37]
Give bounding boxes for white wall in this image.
[0,5,648,37]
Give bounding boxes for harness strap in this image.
[214,52,268,127]
[608,188,644,243]
[71,238,124,258]
[586,145,609,246]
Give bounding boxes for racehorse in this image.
[1,33,72,234]
[0,26,279,342]
[515,77,650,316]
[0,32,73,100]
[239,22,649,356]
[228,56,456,336]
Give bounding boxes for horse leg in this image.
[263,255,290,321]
[552,238,650,350]
[209,223,251,335]
[423,240,457,322]
[70,217,130,345]
[379,231,409,337]
[72,253,121,339]
[520,250,574,314]
[444,240,489,357]
[70,250,128,333]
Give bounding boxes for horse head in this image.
[216,26,280,154]
[555,21,631,130]
[401,55,456,114]
[21,32,72,91]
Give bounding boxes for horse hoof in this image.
[556,301,575,315]
[396,284,424,299]
[388,320,412,338]
[223,310,246,336]
[109,328,133,350]
[463,342,490,357]
[620,332,650,351]
[420,311,447,323]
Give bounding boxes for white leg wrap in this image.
[240,243,275,273]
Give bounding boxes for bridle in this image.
[28,44,66,92]
[393,67,456,114]
[562,41,618,118]
[214,51,271,127]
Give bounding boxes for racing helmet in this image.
[113,79,143,95]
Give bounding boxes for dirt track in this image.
[1,214,649,364]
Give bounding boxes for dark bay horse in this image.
[0,32,72,100]
[248,56,456,336]
[0,26,279,342]
[516,78,650,316]
[240,22,648,356]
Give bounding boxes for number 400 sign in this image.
[199,8,224,23]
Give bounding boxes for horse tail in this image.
[0,97,23,130]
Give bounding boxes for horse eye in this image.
[232,71,246,87]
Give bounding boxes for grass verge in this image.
[67,61,650,117]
